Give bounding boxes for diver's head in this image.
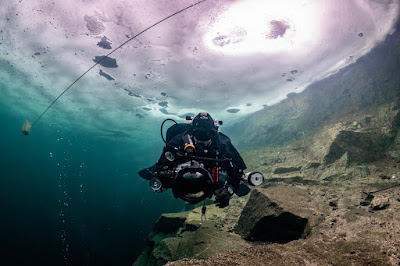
[192,112,218,141]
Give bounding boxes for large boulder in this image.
[323,130,392,164]
[134,201,252,266]
[235,186,327,243]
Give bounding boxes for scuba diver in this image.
[138,112,263,208]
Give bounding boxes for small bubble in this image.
[49,152,53,158]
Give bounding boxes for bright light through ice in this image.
[204,0,321,55]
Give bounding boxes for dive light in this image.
[149,177,162,193]
[242,172,264,186]
[183,134,195,154]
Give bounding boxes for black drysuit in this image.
[155,129,247,192]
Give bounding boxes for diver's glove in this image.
[214,186,234,208]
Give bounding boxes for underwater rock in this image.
[97,36,112,49]
[167,238,391,266]
[99,70,114,81]
[329,199,338,207]
[369,196,390,211]
[360,193,375,206]
[380,174,391,180]
[153,213,188,235]
[273,166,301,174]
[93,56,118,68]
[323,130,392,164]
[235,187,325,243]
[305,162,321,169]
[135,205,251,266]
[266,176,320,185]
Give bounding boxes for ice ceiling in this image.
[0,0,399,140]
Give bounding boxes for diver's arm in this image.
[225,164,244,192]
[218,134,247,192]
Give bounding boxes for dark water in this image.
[0,104,184,266]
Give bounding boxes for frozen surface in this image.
[0,0,398,142]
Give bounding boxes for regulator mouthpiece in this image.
[21,120,33,135]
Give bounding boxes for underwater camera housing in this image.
[148,160,265,204]
[171,160,215,204]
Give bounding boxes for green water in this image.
[0,104,184,265]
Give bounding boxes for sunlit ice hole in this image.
[204,0,320,55]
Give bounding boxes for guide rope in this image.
[370,183,400,194]
[30,0,208,130]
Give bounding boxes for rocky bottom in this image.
[166,180,400,265]
[135,109,400,265]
